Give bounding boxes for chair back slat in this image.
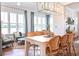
[48,36,60,50]
[60,34,68,47]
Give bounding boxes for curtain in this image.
[24,10,28,36]
[31,12,34,32]
[46,15,50,30]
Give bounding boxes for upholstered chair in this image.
[46,36,60,56]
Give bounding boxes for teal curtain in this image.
[46,15,50,30]
[31,12,34,32]
[24,10,28,36]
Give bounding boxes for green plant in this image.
[66,17,74,25]
[66,17,74,33]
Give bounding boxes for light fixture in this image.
[37,2,57,14]
[17,2,21,6]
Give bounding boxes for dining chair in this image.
[67,33,76,56]
[50,32,54,36]
[42,30,49,35]
[60,34,69,55]
[46,36,60,56]
[27,32,36,37]
[35,31,43,36]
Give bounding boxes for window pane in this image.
[10,28,16,34]
[1,23,8,28]
[1,12,8,34]
[42,17,47,30]
[10,13,17,34]
[10,13,17,23]
[1,12,8,23]
[37,16,42,31]
[34,13,47,31]
[34,16,37,24]
[18,14,24,23]
[38,17,41,24]
[10,23,17,34]
[2,28,8,34]
[18,28,24,33]
[18,14,25,33]
[49,15,53,32]
[10,23,17,28]
[18,24,24,28]
[34,16,38,31]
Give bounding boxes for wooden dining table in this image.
[25,35,53,56]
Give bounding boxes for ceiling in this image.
[1,2,79,12]
[66,2,79,12]
[1,2,37,11]
[59,2,73,5]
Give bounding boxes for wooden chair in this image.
[42,30,49,35]
[35,31,43,36]
[50,32,54,36]
[46,36,60,56]
[67,33,76,56]
[60,34,69,55]
[27,32,36,37]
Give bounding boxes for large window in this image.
[1,12,8,34]
[18,14,25,33]
[1,11,25,34]
[34,13,47,31]
[10,13,17,34]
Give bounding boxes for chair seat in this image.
[2,40,14,45]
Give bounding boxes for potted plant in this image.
[66,17,75,33]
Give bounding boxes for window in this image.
[34,13,47,31]
[18,14,25,33]
[1,11,25,34]
[10,13,17,34]
[49,15,53,32]
[1,12,8,34]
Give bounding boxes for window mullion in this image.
[8,12,10,34]
[16,13,18,32]
[37,15,38,31]
[41,16,42,30]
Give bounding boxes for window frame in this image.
[1,11,25,34]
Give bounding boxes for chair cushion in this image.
[14,32,21,37]
[2,40,14,45]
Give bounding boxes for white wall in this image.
[53,13,65,35]
[53,4,65,35]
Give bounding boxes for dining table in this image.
[25,35,54,56]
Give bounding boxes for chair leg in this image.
[66,48,69,56]
[12,42,14,47]
[67,43,72,56]
[72,44,76,56]
[33,46,36,56]
[62,48,65,56]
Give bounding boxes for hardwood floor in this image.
[2,40,79,56]
[3,48,25,56]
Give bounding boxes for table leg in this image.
[25,41,29,56]
[40,43,46,56]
